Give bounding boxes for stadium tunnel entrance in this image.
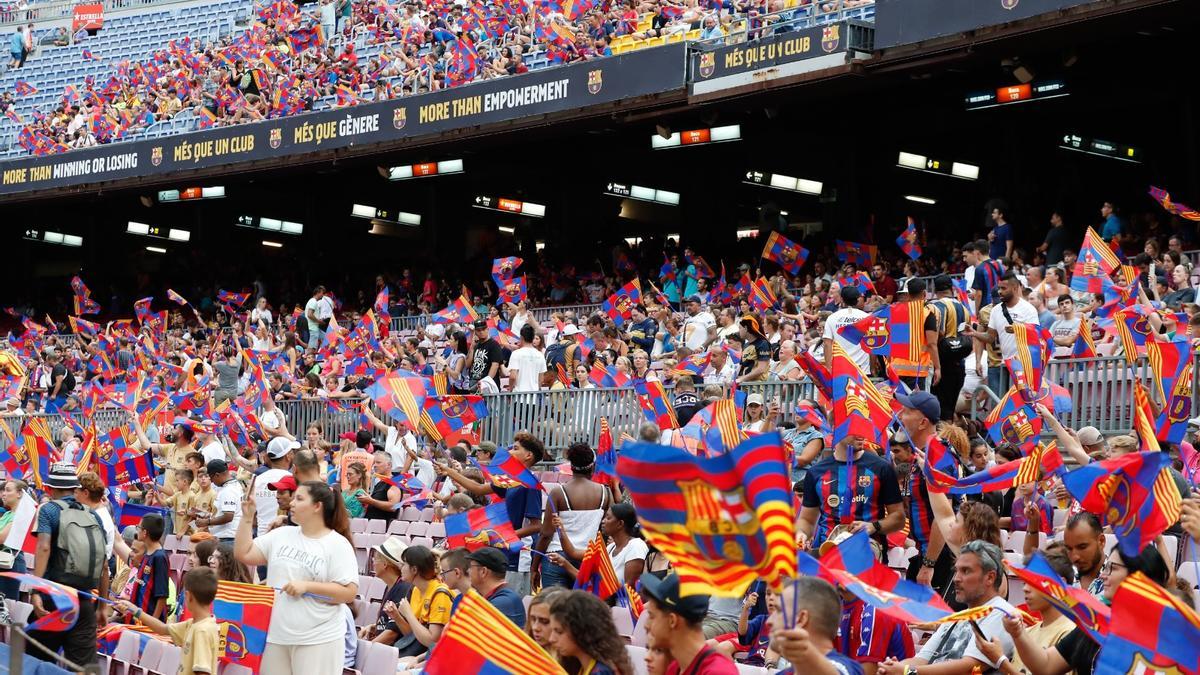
[3,0,1197,313]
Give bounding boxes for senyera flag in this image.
[1062,451,1182,558]
[424,588,566,675]
[574,531,621,601]
[1006,551,1110,642]
[0,573,79,631]
[1148,185,1200,221]
[1071,226,1122,293]
[363,372,427,426]
[617,431,796,597]
[829,343,893,449]
[444,502,521,552]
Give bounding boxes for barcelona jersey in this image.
[802,451,902,549]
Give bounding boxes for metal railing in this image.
[387,303,602,333]
[689,0,875,48]
[0,0,208,28]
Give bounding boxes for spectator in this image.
[641,571,738,674]
[387,544,452,659]
[341,461,369,518]
[604,502,647,588]
[823,286,869,372]
[799,434,904,554]
[526,587,568,650]
[507,323,546,393]
[235,480,359,673]
[466,547,526,627]
[125,512,170,622]
[771,576,866,675]
[361,450,403,522]
[0,478,31,599]
[115,566,222,675]
[304,285,334,349]
[197,459,242,543]
[548,590,635,675]
[989,204,1014,261]
[255,437,298,536]
[682,296,716,353]
[965,271,1039,395]
[1100,200,1122,241]
[368,536,413,644]
[536,443,611,589]
[468,319,505,393]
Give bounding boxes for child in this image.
[116,566,221,675]
[190,469,217,529]
[157,468,195,534]
[128,512,170,622]
[710,587,778,666]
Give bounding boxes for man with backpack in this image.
[541,324,582,387]
[29,462,110,669]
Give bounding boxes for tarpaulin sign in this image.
[72,4,104,32]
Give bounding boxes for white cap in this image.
[747,393,764,406]
[266,437,301,459]
[561,324,581,337]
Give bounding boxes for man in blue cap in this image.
[895,390,960,591]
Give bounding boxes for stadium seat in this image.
[420,507,435,522]
[400,506,422,521]
[367,520,387,534]
[627,645,650,675]
[407,521,429,538]
[409,536,434,549]
[355,639,371,672]
[155,644,182,675]
[351,518,368,533]
[111,629,144,675]
[363,642,399,675]
[630,609,649,646]
[1005,531,1025,553]
[128,638,164,675]
[426,522,446,540]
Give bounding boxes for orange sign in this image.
[72,3,104,32]
[681,129,712,145]
[995,84,1031,104]
[413,162,438,176]
[497,198,523,213]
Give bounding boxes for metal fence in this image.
[387,303,603,334]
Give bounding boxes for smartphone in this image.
[968,619,986,640]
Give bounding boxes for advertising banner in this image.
[72,4,104,32]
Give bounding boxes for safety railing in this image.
[689,0,875,49]
[0,0,209,28]
[387,303,602,334]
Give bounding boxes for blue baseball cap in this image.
[895,390,940,425]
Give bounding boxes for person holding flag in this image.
[436,432,545,596]
[894,391,960,591]
[534,443,612,590]
[0,478,32,600]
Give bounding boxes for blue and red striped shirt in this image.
[802,451,902,549]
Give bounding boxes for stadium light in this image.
[262,240,283,248]
[145,246,167,254]
[666,233,680,242]
[904,195,938,205]
[736,228,759,240]
[385,159,465,180]
[157,186,226,202]
[606,182,680,206]
[898,152,979,181]
[352,204,421,227]
[24,229,84,247]
[652,124,741,149]
[168,228,190,242]
[535,240,546,252]
[127,222,150,235]
[745,171,823,196]
[897,152,926,170]
[497,226,516,234]
[951,162,980,180]
[237,216,304,235]
[624,237,644,247]
[63,235,83,247]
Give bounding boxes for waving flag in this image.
[487,447,542,491]
[838,301,927,363]
[2,491,38,556]
[673,352,712,378]
[1007,324,1052,399]
[617,432,796,597]
[114,502,169,531]
[432,295,477,324]
[1072,316,1098,358]
[760,231,809,275]
[686,252,716,279]
[838,271,877,296]
[896,217,922,260]
[14,81,37,96]
[1147,338,1194,444]
[984,388,1042,451]
[593,417,618,485]
[217,289,250,307]
[491,256,523,285]
[794,350,832,403]
[835,240,877,266]
[1097,571,1200,675]
[444,502,521,552]
[634,379,677,430]
[495,275,528,305]
[211,580,274,673]
[1063,451,1182,558]
[99,449,157,488]
[1148,186,1200,221]
[0,573,79,631]
[7,416,55,488]
[1071,227,1122,293]
[363,373,427,425]
[748,276,778,312]
[920,435,962,493]
[1113,306,1155,363]
[601,279,642,326]
[575,531,621,600]
[948,442,1063,494]
[830,344,893,448]
[1132,383,1161,453]
[425,588,566,675]
[1006,552,1110,641]
[423,395,488,438]
[588,364,630,388]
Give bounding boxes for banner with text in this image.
[72,3,104,32]
[689,23,853,95]
[0,43,686,198]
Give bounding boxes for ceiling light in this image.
[62,235,83,247]
[897,152,927,170]
[145,246,167,253]
[498,226,516,234]
[951,162,980,180]
[262,240,283,248]
[904,195,937,205]
[167,228,190,242]
[127,222,150,235]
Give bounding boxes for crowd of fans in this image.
[0,0,855,154]
[0,197,1197,674]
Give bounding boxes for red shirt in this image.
[665,647,739,675]
[874,275,898,300]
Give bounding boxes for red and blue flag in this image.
[835,240,877,266]
[423,395,488,438]
[947,442,1063,495]
[1148,186,1200,222]
[838,301,927,363]
[760,231,809,275]
[1071,226,1122,293]
[1096,571,1200,675]
[444,502,521,551]
[1147,338,1194,444]
[601,279,642,326]
[487,447,542,491]
[830,344,893,448]
[588,364,630,388]
[574,531,621,600]
[634,379,677,430]
[897,217,922,260]
[364,373,427,425]
[1062,451,1182,558]
[1007,551,1110,641]
[0,573,79,631]
[211,580,274,673]
[423,589,566,675]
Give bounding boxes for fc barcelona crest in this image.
[1000,0,1019,9]
[268,128,282,149]
[393,106,407,130]
[679,479,759,536]
[698,52,715,78]
[440,396,471,418]
[861,318,890,351]
[150,146,162,166]
[821,25,840,53]
[587,69,603,95]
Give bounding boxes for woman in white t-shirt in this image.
[603,503,648,589]
[235,480,359,675]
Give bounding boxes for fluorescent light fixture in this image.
[624,237,643,247]
[262,240,283,248]
[43,231,64,244]
[745,171,822,196]
[656,190,681,206]
[736,228,759,240]
[651,133,680,149]
[145,246,167,253]
[127,222,150,235]
[780,211,789,217]
[666,233,680,242]
[897,152,927,170]
[386,159,465,180]
[62,235,83,247]
[631,185,656,201]
[770,173,797,190]
[795,179,823,195]
[710,125,741,142]
[535,240,546,252]
[951,162,980,180]
[259,217,282,231]
[351,204,377,219]
[281,221,304,235]
[201,186,226,198]
[168,228,190,242]
[522,202,546,217]
[498,225,516,234]
[388,166,414,180]
[904,195,938,205]
[439,159,464,173]
[397,212,421,226]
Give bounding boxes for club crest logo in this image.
[150,146,162,166]
[393,106,407,130]
[698,52,715,78]
[1167,365,1194,422]
[680,479,759,536]
[1000,410,1032,444]
[269,128,282,149]
[861,318,890,351]
[220,622,248,660]
[587,69,603,95]
[440,396,471,418]
[821,25,840,52]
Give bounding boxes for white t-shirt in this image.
[208,478,243,539]
[682,312,716,351]
[384,427,418,472]
[987,299,1040,361]
[410,457,436,490]
[507,346,546,393]
[253,526,358,645]
[260,407,286,434]
[703,359,738,385]
[250,308,273,326]
[917,596,1016,668]
[96,502,116,559]
[607,538,648,586]
[254,468,292,535]
[304,296,334,331]
[200,440,226,465]
[823,307,870,372]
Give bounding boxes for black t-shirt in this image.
[672,391,701,426]
[741,337,771,377]
[1043,226,1069,265]
[469,339,505,384]
[377,579,414,635]
[51,364,75,396]
[1056,627,1099,675]
[365,480,396,522]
